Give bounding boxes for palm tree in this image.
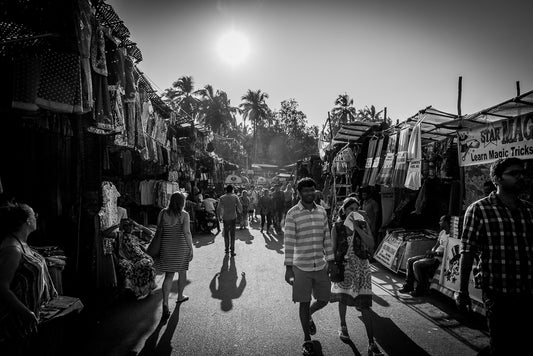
[162,75,199,122]
[357,105,383,122]
[331,93,357,135]
[239,89,270,162]
[196,84,237,134]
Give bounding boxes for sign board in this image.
[436,237,483,303]
[374,233,404,272]
[458,113,533,166]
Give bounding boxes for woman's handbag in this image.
[352,221,375,259]
[146,221,162,259]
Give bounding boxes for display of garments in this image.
[392,127,411,188]
[117,232,156,298]
[362,137,378,186]
[376,132,398,186]
[368,136,388,186]
[12,55,41,111]
[34,50,83,114]
[139,179,156,205]
[98,181,121,230]
[89,71,113,133]
[91,23,108,76]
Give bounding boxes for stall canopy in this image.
[441,90,533,130]
[395,106,458,144]
[331,120,383,144]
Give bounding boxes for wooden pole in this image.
[457,76,462,117]
[516,81,521,96]
[383,107,387,123]
[328,112,333,141]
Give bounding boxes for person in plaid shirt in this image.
[456,157,533,355]
[284,178,336,356]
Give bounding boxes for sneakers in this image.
[309,318,316,336]
[302,341,314,356]
[368,342,384,356]
[398,284,414,294]
[338,325,350,341]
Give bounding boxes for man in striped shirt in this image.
[284,178,335,356]
[456,157,533,355]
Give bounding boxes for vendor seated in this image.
[116,219,157,299]
[399,215,450,297]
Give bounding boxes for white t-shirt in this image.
[202,198,217,213]
[435,230,449,255]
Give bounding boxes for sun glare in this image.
[217,30,250,66]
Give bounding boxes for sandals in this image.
[302,341,314,356]
[309,318,316,336]
[177,296,190,303]
[339,325,350,341]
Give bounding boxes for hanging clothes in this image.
[405,120,422,190]
[391,127,410,188]
[362,137,378,186]
[368,135,388,186]
[376,132,398,186]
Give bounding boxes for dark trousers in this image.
[260,213,272,230]
[223,219,236,252]
[483,290,533,355]
[405,255,439,290]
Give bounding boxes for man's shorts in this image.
[292,266,331,303]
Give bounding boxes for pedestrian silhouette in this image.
[209,255,246,311]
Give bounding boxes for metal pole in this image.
[457,76,462,117]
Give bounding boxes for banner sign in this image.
[458,114,533,166]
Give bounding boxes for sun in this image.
[217,30,250,66]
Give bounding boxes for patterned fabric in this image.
[368,136,387,186]
[376,132,398,186]
[392,127,411,188]
[0,242,58,341]
[98,181,121,230]
[330,220,372,309]
[32,50,83,114]
[461,192,533,294]
[154,212,191,272]
[117,233,156,298]
[284,202,334,271]
[362,138,378,186]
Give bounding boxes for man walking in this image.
[217,185,242,256]
[284,178,336,356]
[456,158,533,355]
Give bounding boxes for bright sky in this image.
[108,0,533,127]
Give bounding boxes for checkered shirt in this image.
[461,192,533,294]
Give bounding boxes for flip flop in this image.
[177,296,189,303]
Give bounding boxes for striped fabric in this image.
[154,213,191,272]
[461,192,533,294]
[284,202,334,271]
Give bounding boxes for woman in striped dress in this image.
[154,192,193,320]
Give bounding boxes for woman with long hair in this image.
[330,197,383,356]
[154,192,193,320]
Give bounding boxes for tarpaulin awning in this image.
[332,120,382,144]
[440,90,533,130]
[396,107,458,144]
